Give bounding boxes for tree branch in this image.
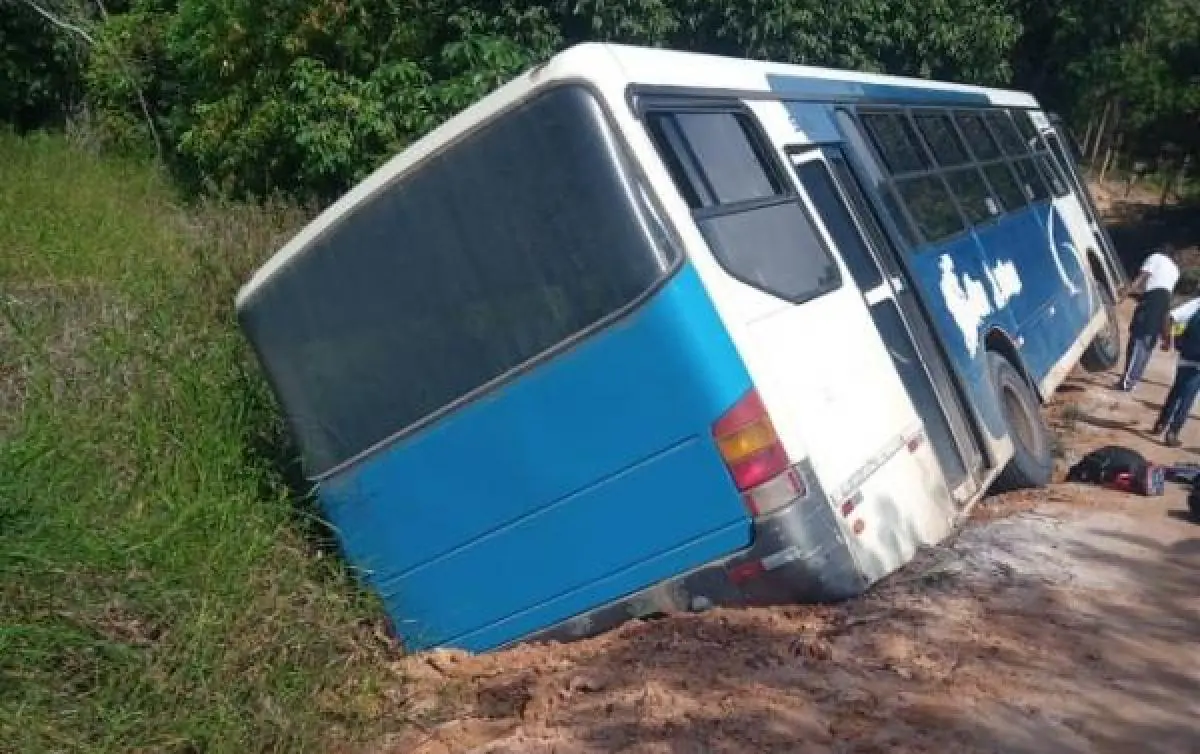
[18,0,94,44]
[18,0,164,162]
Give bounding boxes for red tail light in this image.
[712,389,789,492]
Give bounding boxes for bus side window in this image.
[1012,156,1052,202]
[645,114,711,209]
[983,162,1029,211]
[645,111,785,208]
[1011,109,1040,144]
[1006,110,1071,198]
[1033,155,1071,198]
[860,110,966,246]
[912,112,970,167]
[944,168,999,225]
[860,112,931,174]
[894,175,965,243]
[913,111,999,225]
[955,112,1003,161]
[796,159,884,291]
[832,108,921,249]
[984,110,1030,157]
[644,108,842,303]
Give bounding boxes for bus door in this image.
[1042,115,1126,290]
[789,147,985,506]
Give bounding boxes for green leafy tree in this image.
[14,0,1195,200]
[153,0,560,197]
[82,0,1028,199]
[1012,0,1200,168]
[0,0,87,129]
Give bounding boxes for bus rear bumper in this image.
[515,461,864,648]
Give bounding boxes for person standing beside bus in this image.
[1118,243,1180,392]
[1153,295,1200,447]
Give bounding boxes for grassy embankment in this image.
[0,132,395,753]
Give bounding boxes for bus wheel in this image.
[989,351,1053,491]
[1080,278,1121,373]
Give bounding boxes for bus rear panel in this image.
[239,84,827,651]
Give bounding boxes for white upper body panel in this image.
[238,43,1039,306]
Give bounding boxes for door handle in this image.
[864,284,893,306]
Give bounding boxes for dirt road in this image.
[370,300,1199,754]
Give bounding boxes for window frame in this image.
[859,111,934,175]
[980,160,1029,213]
[911,110,971,168]
[247,82,688,479]
[856,106,975,248]
[954,110,1005,162]
[942,108,1027,215]
[790,151,885,292]
[983,109,1030,159]
[643,103,844,305]
[892,172,972,246]
[953,108,1044,208]
[832,107,924,249]
[910,107,1004,228]
[987,107,1071,200]
[847,103,1081,253]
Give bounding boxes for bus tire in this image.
[1080,279,1121,373]
[989,351,1053,491]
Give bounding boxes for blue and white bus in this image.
[236,44,1122,653]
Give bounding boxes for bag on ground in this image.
[1067,445,1166,496]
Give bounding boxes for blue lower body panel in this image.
[318,264,755,652]
[380,437,752,651]
[906,204,1094,441]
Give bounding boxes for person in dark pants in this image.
[1153,296,1200,447]
[1118,243,1180,392]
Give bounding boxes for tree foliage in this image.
[1010,0,1200,162]
[0,1,87,130]
[2,0,1197,200]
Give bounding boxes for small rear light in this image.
[727,445,791,492]
[743,468,807,516]
[713,389,789,492]
[716,421,777,463]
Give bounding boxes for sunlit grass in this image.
[0,132,397,753]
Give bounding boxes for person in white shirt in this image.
[1118,243,1180,391]
[1152,294,1200,447]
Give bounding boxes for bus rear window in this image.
[239,86,679,475]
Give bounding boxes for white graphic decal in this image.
[988,259,1023,308]
[938,255,1028,356]
[1045,210,1084,299]
[938,255,992,357]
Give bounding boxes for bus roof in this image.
[237,43,1040,305]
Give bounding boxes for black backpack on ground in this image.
[1067,446,1148,485]
[1067,445,1166,496]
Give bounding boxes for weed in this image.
[0,132,397,753]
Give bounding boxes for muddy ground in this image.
[371,192,1200,754]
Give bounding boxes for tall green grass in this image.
[0,133,396,753]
